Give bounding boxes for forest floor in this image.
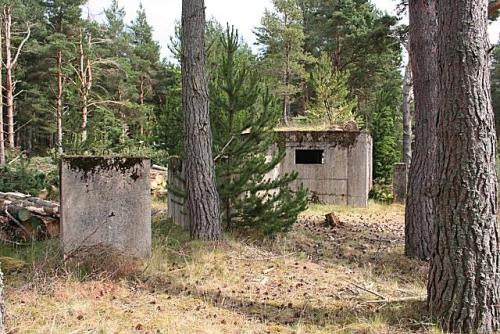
[0,202,438,334]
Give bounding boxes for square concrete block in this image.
[61,157,151,258]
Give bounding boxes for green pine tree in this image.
[307,52,357,125]
[211,26,308,234]
[371,88,400,181]
[129,3,161,141]
[255,0,313,124]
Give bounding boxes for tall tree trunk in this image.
[56,49,63,156]
[0,18,4,166]
[283,95,290,125]
[428,1,500,332]
[2,5,29,152]
[78,30,92,142]
[283,44,291,125]
[282,14,290,125]
[181,0,222,240]
[4,6,13,149]
[404,0,438,260]
[139,75,145,136]
[402,56,412,166]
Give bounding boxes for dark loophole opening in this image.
[295,149,324,165]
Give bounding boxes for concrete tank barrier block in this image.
[61,156,151,258]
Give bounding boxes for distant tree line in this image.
[0,0,404,185]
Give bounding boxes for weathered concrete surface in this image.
[167,158,189,229]
[347,133,372,207]
[393,163,408,204]
[60,157,151,258]
[276,130,372,207]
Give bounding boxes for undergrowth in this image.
[1,205,439,333]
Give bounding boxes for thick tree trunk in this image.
[402,57,412,167]
[181,0,222,240]
[56,49,63,155]
[404,0,438,260]
[428,1,500,332]
[0,18,5,166]
[4,6,13,150]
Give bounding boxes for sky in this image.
[87,0,500,59]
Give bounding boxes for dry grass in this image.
[274,123,345,132]
[1,204,439,334]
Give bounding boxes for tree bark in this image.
[56,48,63,156]
[4,6,13,150]
[78,30,92,142]
[428,1,500,332]
[404,0,438,260]
[282,14,290,125]
[402,55,412,167]
[0,17,5,166]
[139,75,145,136]
[2,5,29,152]
[181,0,222,240]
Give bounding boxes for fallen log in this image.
[0,192,59,217]
[0,192,59,241]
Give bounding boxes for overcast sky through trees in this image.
[87,0,500,59]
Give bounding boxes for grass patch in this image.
[2,204,435,333]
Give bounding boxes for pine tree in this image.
[299,0,403,131]
[255,0,311,124]
[0,0,44,154]
[307,52,357,126]
[404,0,437,260]
[211,26,308,234]
[371,89,400,182]
[95,0,136,149]
[181,0,222,240]
[42,0,85,155]
[129,3,160,140]
[428,0,500,331]
[154,62,183,157]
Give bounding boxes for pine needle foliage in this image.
[307,52,358,125]
[211,26,308,235]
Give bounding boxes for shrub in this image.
[369,178,394,203]
[0,158,58,196]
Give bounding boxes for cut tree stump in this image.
[325,212,343,227]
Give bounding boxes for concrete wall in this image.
[347,133,372,207]
[276,131,372,207]
[60,157,151,258]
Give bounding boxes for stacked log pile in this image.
[151,165,167,198]
[0,192,59,242]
